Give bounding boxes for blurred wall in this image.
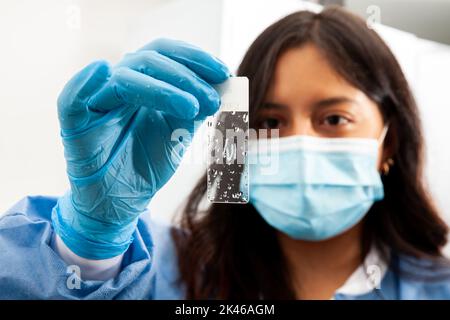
[346,0,450,45]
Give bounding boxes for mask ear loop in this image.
[377,123,389,146]
[378,123,394,175]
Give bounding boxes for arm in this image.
[52,38,229,261]
[0,38,229,299]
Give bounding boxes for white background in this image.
[0,0,449,255]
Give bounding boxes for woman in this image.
[1,6,449,299]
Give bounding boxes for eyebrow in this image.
[313,96,360,108]
[261,96,359,110]
[260,102,287,110]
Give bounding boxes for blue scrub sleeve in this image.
[0,196,183,299]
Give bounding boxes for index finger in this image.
[139,38,230,84]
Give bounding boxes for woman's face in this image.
[255,44,387,167]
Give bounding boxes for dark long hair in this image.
[172,6,449,299]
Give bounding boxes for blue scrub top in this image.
[1,196,450,300]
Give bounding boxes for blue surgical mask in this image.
[244,128,388,241]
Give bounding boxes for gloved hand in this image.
[52,38,229,259]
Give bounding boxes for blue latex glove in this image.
[52,38,229,259]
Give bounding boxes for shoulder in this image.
[0,196,63,298]
[1,195,57,222]
[137,213,181,273]
[135,213,185,299]
[0,195,57,246]
[136,210,180,256]
[395,253,450,299]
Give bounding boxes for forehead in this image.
[266,44,362,102]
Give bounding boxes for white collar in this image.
[334,244,388,296]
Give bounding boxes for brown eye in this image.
[260,117,281,129]
[324,115,349,126]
